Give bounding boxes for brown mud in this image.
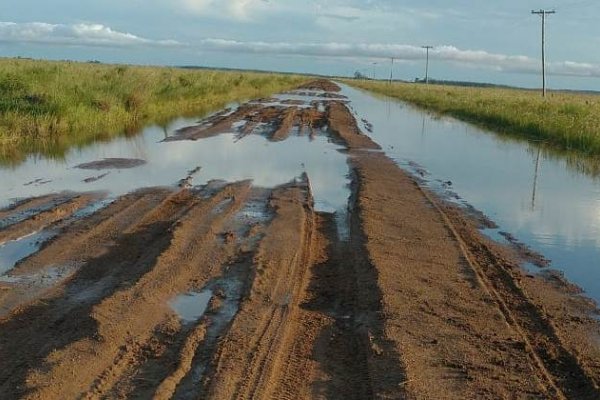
[75,158,147,170]
[167,102,327,143]
[0,80,599,399]
[297,80,343,92]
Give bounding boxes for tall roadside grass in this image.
[0,58,307,165]
[347,79,600,156]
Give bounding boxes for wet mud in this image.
[75,158,147,170]
[0,80,599,400]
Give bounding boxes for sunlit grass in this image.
[0,58,307,165]
[348,79,600,155]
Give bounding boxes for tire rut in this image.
[426,192,600,399]
[0,183,252,399]
[64,183,252,400]
[0,194,97,244]
[202,179,318,400]
[2,79,600,400]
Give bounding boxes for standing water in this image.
[2,84,600,306]
[0,100,351,275]
[340,83,600,304]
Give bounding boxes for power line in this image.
[422,46,433,84]
[531,9,556,97]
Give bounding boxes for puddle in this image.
[239,208,268,221]
[228,191,272,247]
[0,230,57,275]
[273,90,346,105]
[0,196,112,277]
[521,262,539,274]
[0,194,74,229]
[482,227,510,246]
[248,98,313,109]
[0,263,78,286]
[0,262,83,318]
[172,269,246,399]
[0,112,351,240]
[170,289,213,324]
[71,197,114,219]
[0,116,201,210]
[340,82,600,304]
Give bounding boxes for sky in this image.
[1,0,600,90]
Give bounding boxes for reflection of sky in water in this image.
[0,115,350,225]
[170,289,212,324]
[340,83,600,303]
[0,230,56,274]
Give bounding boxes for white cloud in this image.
[315,5,362,22]
[197,38,600,78]
[199,39,423,59]
[2,19,599,79]
[0,22,182,47]
[178,0,269,21]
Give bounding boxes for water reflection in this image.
[531,148,542,212]
[0,122,350,213]
[340,83,600,303]
[0,110,352,248]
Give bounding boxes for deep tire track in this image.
[426,193,600,399]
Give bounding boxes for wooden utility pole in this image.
[532,9,555,97]
[422,46,433,84]
[389,57,394,84]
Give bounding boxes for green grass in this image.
[347,79,600,156]
[0,58,307,165]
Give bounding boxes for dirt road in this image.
[0,80,599,399]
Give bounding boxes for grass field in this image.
[348,79,600,156]
[0,58,306,165]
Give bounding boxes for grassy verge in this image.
[0,58,307,165]
[347,79,600,156]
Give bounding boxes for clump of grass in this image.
[348,79,600,156]
[0,58,307,165]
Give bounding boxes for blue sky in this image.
[1,0,600,90]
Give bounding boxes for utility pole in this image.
[531,9,555,97]
[389,57,394,84]
[372,62,378,80]
[422,46,433,84]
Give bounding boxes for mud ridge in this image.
[297,80,343,92]
[1,80,599,400]
[327,98,600,399]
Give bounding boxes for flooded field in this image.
[1,80,600,400]
[341,83,600,303]
[0,101,351,278]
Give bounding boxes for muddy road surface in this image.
[1,80,600,399]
